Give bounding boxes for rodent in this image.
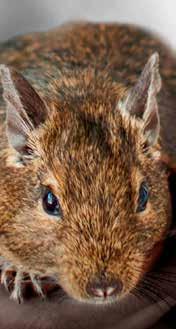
[0,21,175,304]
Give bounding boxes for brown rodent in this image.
[0,21,175,304]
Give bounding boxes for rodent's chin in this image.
[78,295,123,306]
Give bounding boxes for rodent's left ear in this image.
[119,53,161,147]
[0,65,48,157]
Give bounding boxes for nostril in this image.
[106,286,118,297]
[86,277,123,298]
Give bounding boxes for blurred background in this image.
[0,0,175,47]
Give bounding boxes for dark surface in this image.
[0,285,174,329]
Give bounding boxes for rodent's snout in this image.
[86,273,123,301]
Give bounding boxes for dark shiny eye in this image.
[137,182,149,213]
[43,189,62,217]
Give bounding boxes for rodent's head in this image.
[0,53,171,304]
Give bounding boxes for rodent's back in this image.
[0,22,175,83]
[0,22,176,165]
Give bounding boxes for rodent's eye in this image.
[42,188,62,218]
[136,182,149,213]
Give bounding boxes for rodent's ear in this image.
[0,65,48,156]
[120,52,161,147]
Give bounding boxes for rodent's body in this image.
[0,22,175,302]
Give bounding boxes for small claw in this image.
[30,273,45,299]
[0,262,16,292]
[10,271,24,303]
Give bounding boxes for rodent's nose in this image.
[86,275,123,299]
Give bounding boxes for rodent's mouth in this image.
[81,294,122,305]
[68,288,131,306]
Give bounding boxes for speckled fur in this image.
[0,22,175,302]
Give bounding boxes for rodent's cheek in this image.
[122,242,164,295]
[1,206,61,274]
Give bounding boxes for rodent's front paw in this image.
[0,259,45,303]
[10,271,45,303]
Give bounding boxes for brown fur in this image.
[0,22,175,303]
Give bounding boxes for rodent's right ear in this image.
[119,53,161,148]
[0,65,48,158]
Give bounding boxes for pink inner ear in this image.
[143,95,160,138]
